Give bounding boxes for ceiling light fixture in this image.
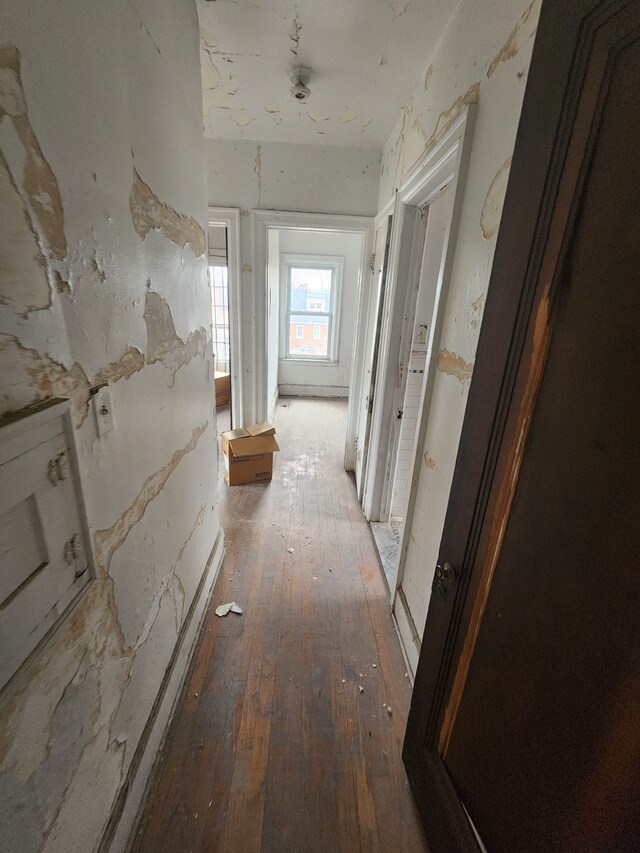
[290,66,311,102]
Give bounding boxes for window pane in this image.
[210,264,230,372]
[289,266,332,312]
[289,313,329,358]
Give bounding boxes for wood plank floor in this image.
[134,398,429,853]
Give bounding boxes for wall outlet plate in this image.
[93,386,114,437]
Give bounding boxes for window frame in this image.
[280,254,344,363]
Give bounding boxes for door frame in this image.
[403,1,628,849]
[208,207,243,429]
[355,201,394,495]
[362,106,476,523]
[251,210,374,456]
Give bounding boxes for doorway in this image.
[209,223,231,440]
[252,211,374,472]
[208,208,243,437]
[371,184,455,590]
[359,107,476,674]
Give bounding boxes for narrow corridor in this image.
[134,398,428,852]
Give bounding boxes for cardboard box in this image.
[215,371,231,407]
[221,421,279,485]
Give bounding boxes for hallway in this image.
[134,398,428,852]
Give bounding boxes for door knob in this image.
[435,561,456,600]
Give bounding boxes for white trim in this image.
[389,106,477,609]
[208,208,243,428]
[252,211,374,431]
[362,107,476,523]
[344,220,376,472]
[353,200,394,486]
[106,530,225,853]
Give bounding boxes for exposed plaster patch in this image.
[229,112,254,127]
[307,112,329,123]
[362,118,373,132]
[264,105,280,114]
[424,64,434,90]
[0,335,154,426]
[470,293,485,330]
[129,169,205,257]
[144,290,208,387]
[389,0,413,16]
[480,157,512,239]
[93,423,208,574]
[426,82,479,153]
[338,110,358,124]
[254,144,262,207]
[53,270,70,295]
[424,454,436,470]
[242,263,253,273]
[437,348,473,383]
[95,347,145,384]
[0,150,51,315]
[0,47,67,263]
[288,13,303,56]
[273,114,283,125]
[487,1,536,78]
[0,334,91,426]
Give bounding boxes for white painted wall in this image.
[380,0,541,660]
[0,2,220,850]
[266,229,280,419]
[277,229,363,398]
[207,139,380,423]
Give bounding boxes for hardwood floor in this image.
[134,398,429,853]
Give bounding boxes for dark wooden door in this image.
[404,2,640,851]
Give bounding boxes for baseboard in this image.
[101,528,225,853]
[278,384,349,398]
[392,586,420,684]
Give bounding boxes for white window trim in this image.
[279,253,344,363]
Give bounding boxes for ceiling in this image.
[197,0,458,149]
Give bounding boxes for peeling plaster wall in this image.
[207,137,379,423]
[379,0,541,646]
[0,2,218,851]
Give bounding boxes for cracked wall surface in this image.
[379,0,541,645]
[0,1,219,851]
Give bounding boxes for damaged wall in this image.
[378,0,541,663]
[0,1,219,850]
[207,138,379,422]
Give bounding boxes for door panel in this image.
[403,2,640,851]
[445,32,640,851]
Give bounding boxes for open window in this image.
[281,255,343,362]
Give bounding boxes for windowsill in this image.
[279,357,339,366]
